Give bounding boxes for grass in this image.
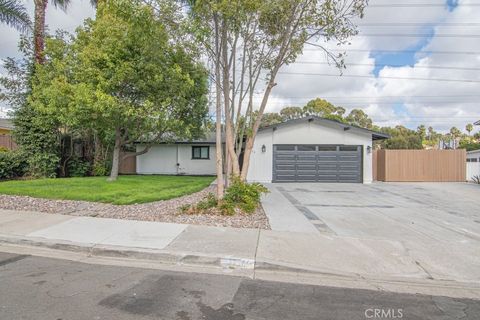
[0,175,215,205]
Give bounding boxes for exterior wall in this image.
[247,121,373,183]
[467,150,480,160]
[136,144,216,175]
[466,150,480,181]
[0,134,17,150]
[467,162,480,181]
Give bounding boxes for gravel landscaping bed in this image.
[0,186,270,229]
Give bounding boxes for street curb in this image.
[2,234,480,300]
[0,234,255,271]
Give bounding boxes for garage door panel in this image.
[273,144,362,183]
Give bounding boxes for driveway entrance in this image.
[261,182,480,283]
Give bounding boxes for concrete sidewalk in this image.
[1,209,479,299]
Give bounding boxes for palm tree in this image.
[33,0,72,64]
[0,0,32,32]
[466,123,473,136]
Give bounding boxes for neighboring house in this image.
[466,149,480,181]
[136,132,218,175]
[0,118,16,150]
[467,149,480,163]
[0,118,14,135]
[136,116,389,183]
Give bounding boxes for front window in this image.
[192,146,210,160]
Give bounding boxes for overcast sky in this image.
[1,0,479,133]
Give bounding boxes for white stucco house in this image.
[136,116,389,183]
[466,149,480,181]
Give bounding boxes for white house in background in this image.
[136,116,389,183]
[466,149,480,181]
[136,133,218,175]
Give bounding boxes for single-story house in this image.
[0,118,14,135]
[136,116,389,183]
[466,149,480,181]
[136,133,218,176]
[0,118,17,150]
[467,149,480,163]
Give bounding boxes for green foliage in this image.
[196,192,218,210]
[92,159,110,176]
[260,113,283,128]
[67,157,90,177]
[376,126,423,150]
[29,0,209,179]
[27,152,59,178]
[459,140,480,151]
[466,123,474,135]
[221,177,269,215]
[0,149,27,179]
[0,0,32,33]
[0,146,9,152]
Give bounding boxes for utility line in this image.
[302,47,480,56]
[368,3,480,8]
[349,33,480,38]
[293,61,480,71]
[261,94,480,99]
[357,22,480,26]
[277,72,480,83]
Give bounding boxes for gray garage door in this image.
[273,144,362,183]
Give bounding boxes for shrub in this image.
[196,193,218,210]
[0,150,28,179]
[177,178,268,216]
[221,177,269,215]
[68,157,90,177]
[27,152,60,178]
[472,175,480,184]
[92,159,110,176]
[0,146,9,153]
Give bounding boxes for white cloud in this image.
[261,0,480,133]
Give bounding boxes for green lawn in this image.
[0,175,215,205]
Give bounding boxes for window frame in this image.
[192,146,210,160]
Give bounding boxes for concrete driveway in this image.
[260,182,480,285]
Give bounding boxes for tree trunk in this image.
[221,19,240,177]
[214,15,224,199]
[33,0,47,64]
[240,80,277,181]
[108,128,122,181]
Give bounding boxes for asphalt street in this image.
[0,251,478,320]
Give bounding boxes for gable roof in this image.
[0,118,14,130]
[475,120,480,125]
[259,116,390,140]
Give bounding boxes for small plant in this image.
[68,157,90,177]
[472,175,480,184]
[220,177,269,215]
[179,204,192,214]
[178,178,268,216]
[0,146,9,153]
[196,193,218,210]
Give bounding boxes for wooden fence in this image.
[373,149,466,182]
[0,135,17,150]
[119,152,137,174]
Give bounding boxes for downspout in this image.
[176,144,179,175]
